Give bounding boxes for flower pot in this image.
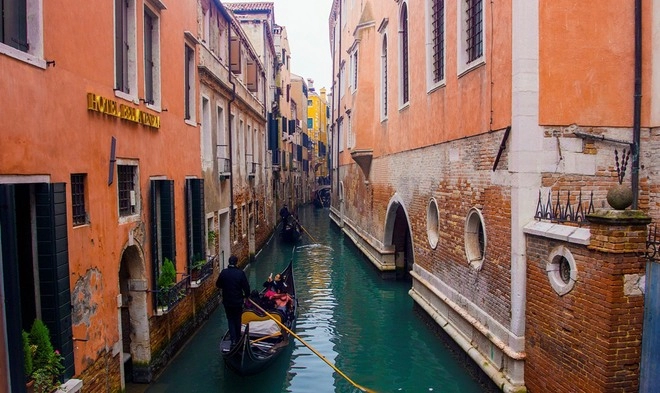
[607,184,633,210]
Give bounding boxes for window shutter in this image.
[160,180,176,263]
[230,36,241,74]
[247,60,257,92]
[150,180,159,303]
[288,120,296,135]
[35,183,74,378]
[185,179,205,270]
[0,185,26,390]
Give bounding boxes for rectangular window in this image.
[71,174,88,226]
[143,6,160,106]
[466,0,483,63]
[400,4,409,105]
[381,33,388,119]
[118,165,137,217]
[307,118,313,129]
[1,0,27,51]
[432,0,445,83]
[115,0,136,94]
[184,44,194,120]
[352,50,358,91]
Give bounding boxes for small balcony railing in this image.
[189,256,215,288]
[156,278,190,315]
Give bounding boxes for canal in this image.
[141,205,495,393]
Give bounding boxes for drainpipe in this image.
[228,22,236,223]
[334,0,342,195]
[632,0,642,209]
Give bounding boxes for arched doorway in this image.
[118,244,150,385]
[384,195,414,279]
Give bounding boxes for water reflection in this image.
[144,205,487,393]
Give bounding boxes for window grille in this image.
[466,0,483,63]
[71,174,87,226]
[382,36,388,116]
[401,4,409,104]
[432,0,445,82]
[118,165,136,216]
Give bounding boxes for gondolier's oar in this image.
[250,332,281,344]
[292,217,318,243]
[248,298,377,393]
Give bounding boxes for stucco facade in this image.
[0,0,280,392]
[329,0,659,391]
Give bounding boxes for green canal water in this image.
[144,205,493,393]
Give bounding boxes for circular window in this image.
[547,246,577,296]
[464,208,486,270]
[427,198,440,249]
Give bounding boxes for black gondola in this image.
[313,185,331,208]
[220,260,297,375]
[280,215,301,243]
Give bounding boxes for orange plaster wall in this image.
[538,0,651,127]
[338,0,512,165]
[0,0,201,376]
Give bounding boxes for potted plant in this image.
[607,148,633,210]
[157,258,177,311]
[24,319,64,393]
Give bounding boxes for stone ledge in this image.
[523,221,590,245]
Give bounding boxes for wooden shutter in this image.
[35,183,74,378]
[230,36,241,74]
[247,60,257,92]
[0,185,26,391]
[185,179,205,269]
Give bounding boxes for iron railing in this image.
[534,190,595,224]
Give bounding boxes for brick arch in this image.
[384,193,415,273]
[118,242,151,384]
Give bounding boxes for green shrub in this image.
[158,257,176,289]
[23,330,33,378]
[29,320,54,372]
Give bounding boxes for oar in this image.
[248,298,377,393]
[250,332,281,344]
[292,217,318,243]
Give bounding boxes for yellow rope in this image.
[248,299,377,393]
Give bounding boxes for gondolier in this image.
[216,255,250,347]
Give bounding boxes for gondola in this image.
[220,259,297,375]
[313,185,331,208]
[280,215,301,243]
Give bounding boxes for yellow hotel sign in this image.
[87,93,160,129]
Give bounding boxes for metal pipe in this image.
[228,21,236,223]
[632,0,642,209]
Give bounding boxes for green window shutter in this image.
[35,183,73,379]
[185,179,205,269]
[0,185,27,391]
[150,180,159,302]
[161,180,176,263]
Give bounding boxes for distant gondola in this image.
[313,185,331,208]
[220,260,297,375]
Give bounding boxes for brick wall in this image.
[75,350,121,393]
[525,218,646,392]
[342,130,514,327]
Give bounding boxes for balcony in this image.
[218,157,231,181]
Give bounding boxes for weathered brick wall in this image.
[341,129,513,328]
[525,225,645,393]
[148,275,220,378]
[76,349,121,393]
